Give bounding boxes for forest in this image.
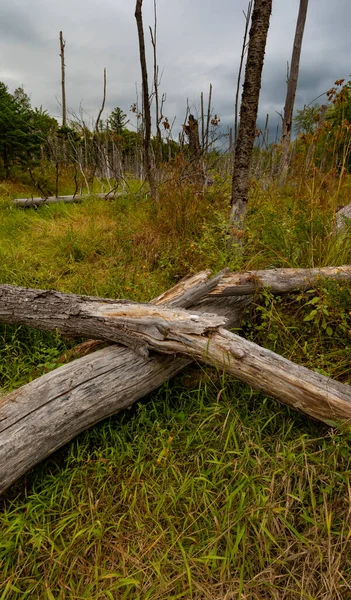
[1,0,351,598]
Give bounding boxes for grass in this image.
[1,165,351,598]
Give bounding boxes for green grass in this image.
[2,380,351,598]
[1,169,351,598]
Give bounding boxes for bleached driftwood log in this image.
[12,192,123,207]
[204,265,351,296]
[335,203,351,230]
[1,267,351,494]
[0,271,249,495]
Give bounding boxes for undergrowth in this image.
[0,166,351,598]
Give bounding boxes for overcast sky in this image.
[1,0,350,140]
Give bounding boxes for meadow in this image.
[1,165,351,599]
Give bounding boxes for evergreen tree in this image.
[0,83,42,177]
[108,107,129,134]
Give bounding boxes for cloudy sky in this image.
[1,0,350,140]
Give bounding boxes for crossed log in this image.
[1,266,351,494]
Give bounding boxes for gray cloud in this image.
[0,0,350,139]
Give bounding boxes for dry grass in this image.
[0,166,351,598]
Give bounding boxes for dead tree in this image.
[1,267,351,494]
[183,114,201,157]
[280,0,309,177]
[230,0,272,233]
[205,83,213,152]
[95,68,107,133]
[59,31,67,128]
[234,0,253,146]
[149,0,162,155]
[135,0,158,200]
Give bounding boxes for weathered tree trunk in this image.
[12,192,123,207]
[206,265,351,296]
[59,31,67,128]
[230,0,272,232]
[205,83,212,152]
[335,202,351,230]
[0,272,249,495]
[95,68,107,133]
[1,267,351,494]
[234,0,253,146]
[149,0,162,156]
[135,0,158,200]
[280,0,309,177]
[183,115,201,157]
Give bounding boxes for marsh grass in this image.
[1,168,351,598]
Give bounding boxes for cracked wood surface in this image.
[1,267,351,494]
[0,273,249,495]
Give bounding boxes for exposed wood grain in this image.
[143,327,351,427]
[209,266,351,296]
[0,284,226,357]
[0,273,250,495]
[1,267,351,495]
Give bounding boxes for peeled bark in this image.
[207,265,351,296]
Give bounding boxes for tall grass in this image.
[0,166,351,598]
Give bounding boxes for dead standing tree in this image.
[149,0,165,161]
[59,31,67,128]
[230,0,272,235]
[183,114,201,156]
[135,0,158,200]
[234,0,253,147]
[280,0,309,178]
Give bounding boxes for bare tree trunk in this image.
[205,83,212,152]
[234,0,253,146]
[280,0,309,177]
[135,0,158,200]
[230,0,272,234]
[149,0,162,159]
[183,115,201,157]
[59,31,67,128]
[95,68,107,133]
[201,92,205,149]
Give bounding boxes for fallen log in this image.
[335,202,351,230]
[206,265,351,296]
[1,282,350,426]
[1,268,351,494]
[1,265,351,332]
[12,192,123,207]
[0,271,250,495]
